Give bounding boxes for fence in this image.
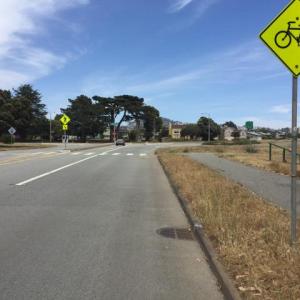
[269,143,300,164]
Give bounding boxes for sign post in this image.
[260,0,300,244]
[8,127,16,144]
[60,114,71,150]
[291,76,298,242]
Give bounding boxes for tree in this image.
[197,117,220,141]
[181,124,200,140]
[223,121,237,129]
[0,90,14,134]
[93,95,145,141]
[142,105,162,141]
[62,95,105,141]
[0,85,48,140]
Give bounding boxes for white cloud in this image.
[124,41,285,94]
[0,0,89,89]
[270,105,290,114]
[80,40,286,99]
[169,0,194,13]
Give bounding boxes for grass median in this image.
[157,150,300,300]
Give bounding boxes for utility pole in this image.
[208,118,211,143]
[113,107,116,143]
[49,112,52,143]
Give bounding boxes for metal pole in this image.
[49,113,52,143]
[64,130,67,150]
[208,118,211,143]
[291,75,298,244]
[113,108,116,143]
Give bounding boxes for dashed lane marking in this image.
[15,147,125,186]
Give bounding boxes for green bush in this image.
[1,134,13,144]
[245,144,258,153]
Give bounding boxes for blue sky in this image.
[0,0,296,128]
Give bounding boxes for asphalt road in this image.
[0,143,222,300]
[188,153,300,214]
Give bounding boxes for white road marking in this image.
[15,147,125,186]
[43,152,56,155]
[84,152,95,156]
[31,152,44,155]
[71,152,81,155]
[112,153,121,156]
[126,153,134,156]
[99,152,108,156]
[140,153,147,157]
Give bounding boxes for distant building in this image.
[222,126,235,141]
[169,123,184,139]
[238,127,248,139]
[248,131,263,141]
[221,126,248,141]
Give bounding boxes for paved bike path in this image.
[187,153,300,214]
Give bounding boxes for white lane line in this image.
[140,153,147,157]
[99,152,108,156]
[43,152,56,155]
[126,153,134,156]
[112,153,121,156]
[15,147,124,186]
[31,152,44,156]
[71,152,81,155]
[84,152,95,156]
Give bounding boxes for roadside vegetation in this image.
[0,143,54,151]
[157,150,300,299]
[162,139,300,176]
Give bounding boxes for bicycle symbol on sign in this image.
[275,19,300,49]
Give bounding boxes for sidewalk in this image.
[187,153,300,214]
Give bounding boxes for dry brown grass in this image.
[158,152,300,300]
[159,140,300,176]
[0,143,54,151]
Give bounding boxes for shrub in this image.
[245,144,258,153]
[1,134,13,144]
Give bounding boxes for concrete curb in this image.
[157,155,242,300]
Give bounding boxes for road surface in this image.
[0,143,222,300]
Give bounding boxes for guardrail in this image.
[269,143,300,163]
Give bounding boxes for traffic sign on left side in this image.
[8,127,16,135]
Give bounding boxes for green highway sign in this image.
[245,121,254,130]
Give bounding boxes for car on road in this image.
[116,139,126,146]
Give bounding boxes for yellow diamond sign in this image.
[62,124,68,131]
[60,114,71,125]
[260,0,300,77]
